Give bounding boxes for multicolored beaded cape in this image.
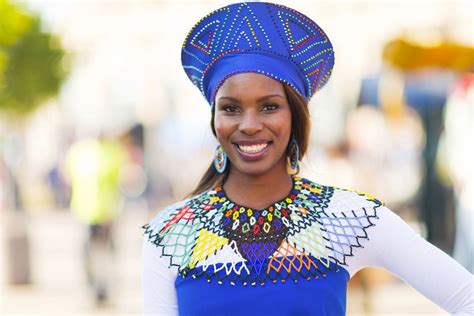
[143,176,382,287]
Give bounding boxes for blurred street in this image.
[1,208,146,315]
[0,0,472,314]
[1,208,446,316]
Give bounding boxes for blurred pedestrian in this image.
[65,135,126,305]
[46,160,70,209]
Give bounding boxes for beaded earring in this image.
[288,134,300,175]
[214,145,227,173]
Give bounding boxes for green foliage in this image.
[0,0,32,86]
[0,0,32,46]
[0,0,67,115]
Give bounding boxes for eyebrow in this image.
[218,94,286,103]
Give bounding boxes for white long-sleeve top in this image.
[142,176,474,315]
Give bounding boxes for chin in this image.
[231,162,279,177]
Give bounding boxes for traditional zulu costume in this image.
[142,2,474,315]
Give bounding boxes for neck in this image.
[222,164,293,210]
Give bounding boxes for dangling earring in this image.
[214,145,227,173]
[288,134,299,175]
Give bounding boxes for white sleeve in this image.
[141,239,179,316]
[347,206,474,315]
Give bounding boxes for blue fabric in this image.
[204,51,307,104]
[181,2,334,106]
[175,260,349,316]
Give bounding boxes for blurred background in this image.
[0,0,472,315]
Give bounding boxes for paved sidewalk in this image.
[1,209,145,315]
[1,209,446,315]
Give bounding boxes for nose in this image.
[238,111,263,135]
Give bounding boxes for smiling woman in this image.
[141,2,473,316]
[190,76,310,199]
[214,74,294,208]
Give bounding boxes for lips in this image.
[233,139,271,160]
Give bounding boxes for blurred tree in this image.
[0,0,32,86]
[0,0,68,285]
[0,0,67,115]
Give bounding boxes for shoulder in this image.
[295,177,393,267]
[295,176,384,215]
[141,188,224,272]
[142,189,215,245]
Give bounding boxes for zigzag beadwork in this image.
[190,20,220,55]
[143,177,381,286]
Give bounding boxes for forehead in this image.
[216,73,285,98]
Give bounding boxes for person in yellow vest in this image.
[66,135,126,306]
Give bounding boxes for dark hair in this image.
[187,83,310,197]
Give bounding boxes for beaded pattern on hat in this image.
[181,2,335,104]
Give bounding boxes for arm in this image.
[142,239,178,316]
[348,206,473,315]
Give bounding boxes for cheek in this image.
[213,115,233,140]
[274,112,292,140]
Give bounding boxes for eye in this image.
[222,104,239,113]
[262,104,279,111]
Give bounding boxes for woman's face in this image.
[214,73,292,177]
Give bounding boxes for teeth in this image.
[238,143,268,153]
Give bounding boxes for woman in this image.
[142,2,473,315]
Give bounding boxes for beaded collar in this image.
[143,176,382,286]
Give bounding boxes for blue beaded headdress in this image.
[181,2,335,107]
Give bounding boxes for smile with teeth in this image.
[237,143,268,153]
